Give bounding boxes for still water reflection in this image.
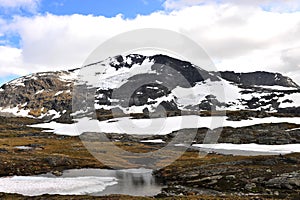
[41,168,164,196]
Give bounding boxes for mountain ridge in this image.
[0,54,299,121]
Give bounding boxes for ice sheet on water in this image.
[0,176,117,196]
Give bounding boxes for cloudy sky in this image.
[0,0,300,85]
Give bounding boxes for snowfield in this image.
[29,116,300,136]
[192,143,300,155]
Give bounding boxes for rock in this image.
[219,71,299,88]
[245,183,256,191]
[196,175,223,185]
[52,170,63,176]
[266,171,300,190]
[225,175,236,180]
[43,157,72,167]
[0,148,8,153]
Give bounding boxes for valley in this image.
[0,115,300,199]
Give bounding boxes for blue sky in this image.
[0,0,165,48]
[0,0,300,86]
[40,0,164,18]
[0,0,164,85]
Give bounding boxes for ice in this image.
[0,176,117,196]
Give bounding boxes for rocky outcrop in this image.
[154,153,300,197]
[218,71,299,88]
[0,70,74,122]
[169,123,300,145]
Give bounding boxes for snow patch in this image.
[286,127,300,132]
[54,91,64,96]
[172,79,244,110]
[0,106,31,117]
[279,93,300,108]
[59,71,78,82]
[14,146,33,150]
[29,116,300,136]
[193,143,300,154]
[78,58,155,89]
[38,110,61,120]
[8,78,25,87]
[35,90,44,95]
[0,176,117,196]
[140,139,165,143]
[257,85,299,91]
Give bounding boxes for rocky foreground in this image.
[0,116,299,199]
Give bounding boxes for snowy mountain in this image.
[0,54,299,121]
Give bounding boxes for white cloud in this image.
[164,0,206,10]
[0,46,25,76]
[163,0,300,12]
[0,0,40,12]
[0,2,300,85]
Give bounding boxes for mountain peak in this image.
[0,54,299,121]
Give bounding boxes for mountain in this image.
[0,54,299,121]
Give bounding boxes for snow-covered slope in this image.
[75,54,300,115]
[0,54,299,121]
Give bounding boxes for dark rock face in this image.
[198,95,227,111]
[128,84,170,107]
[150,54,220,86]
[219,71,299,88]
[111,54,146,70]
[278,107,300,116]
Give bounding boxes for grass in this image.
[0,116,299,199]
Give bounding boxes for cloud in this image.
[163,0,300,12]
[0,0,40,13]
[163,0,206,10]
[281,47,300,71]
[0,46,24,76]
[0,2,300,85]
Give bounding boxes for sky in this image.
[0,0,300,85]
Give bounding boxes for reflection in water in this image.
[41,168,163,197]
